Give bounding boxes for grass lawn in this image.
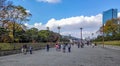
[0,43,13,50]
[95,41,120,46]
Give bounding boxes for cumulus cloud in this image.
[24,22,46,30]
[118,12,120,17]
[37,0,61,3]
[45,14,102,31]
[25,10,30,13]
[45,14,102,38]
[30,15,101,38]
[24,14,103,38]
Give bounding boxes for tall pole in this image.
[102,24,104,48]
[47,27,49,30]
[91,33,94,43]
[13,21,15,50]
[57,26,61,43]
[46,27,49,42]
[80,27,83,44]
[118,18,120,33]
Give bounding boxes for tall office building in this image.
[103,9,118,24]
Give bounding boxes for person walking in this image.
[55,44,59,51]
[29,46,33,54]
[21,46,24,53]
[81,42,84,48]
[46,44,50,52]
[23,44,27,55]
[95,43,97,46]
[78,43,80,48]
[62,43,66,53]
[58,44,61,51]
[67,43,71,53]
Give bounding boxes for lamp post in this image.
[47,27,49,30]
[58,26,61,34]
[57,26,61,43]
[102,24,104,48]
[13,21,16,50]
[46,27,49,42]
[117,18,120,33]
[80,27,83,44]
[91,33,94,44]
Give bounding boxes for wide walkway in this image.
[0,45,120,66]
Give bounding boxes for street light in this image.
[102,24,104,48]
[57,26,61,34]
[57,26,61,43]
[80,27,83,44]
[46,27,49,42]
[117,18,120,33]
[47,27,49,31]
[13,21,16,50]
[91,33,94,43]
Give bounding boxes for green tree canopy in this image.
[104,19,118,36]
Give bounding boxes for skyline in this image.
[10,0,120,38]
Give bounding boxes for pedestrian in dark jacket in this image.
[29,46,33,54]
[46,44,50,52]
[63,44,66,53]
[68,44,71,52]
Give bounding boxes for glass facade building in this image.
[103,9,118,24]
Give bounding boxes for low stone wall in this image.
[0,47,45,56]
[0,43,55,56]
[0,50,20,56]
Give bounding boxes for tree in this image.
[0,0,13,42]
[0,0,32,43]
[0,0,16,28]
[26,28,38,43]
[0,26,11,42]
[116,17,120,33]
[96,18,120,41]
[38,30,59,42]
[104,19,117,36]
[8,5,31,42]
[38,30,50,42]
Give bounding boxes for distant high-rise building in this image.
[103,9,118,24]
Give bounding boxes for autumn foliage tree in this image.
[95,18,120,41]
[0,0,31,42]
[104,19,118,36]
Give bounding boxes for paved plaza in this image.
[0,45,120,66]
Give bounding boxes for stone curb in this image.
[100,45,120,51]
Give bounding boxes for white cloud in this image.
[26,10,30,13]
[37,0,61,3]
[24,14,102,38]
[118,12,120,17]
[46,14,102,37]
[24,22,46,30]
[45,14,102,34]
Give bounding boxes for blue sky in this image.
[11,0,120,24]
[9,0,120,38]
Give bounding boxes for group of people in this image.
[21,45,33,55]
[77,42,84,48]
[92,43,97,48]
[46,43,72,53]
[76,42,97,48]
[55,43,71,53]
[21,42,97,55]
